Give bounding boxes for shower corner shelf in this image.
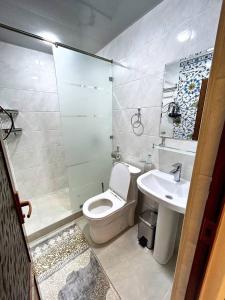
[153,144,196,156]
[3,128,23,136]
[0,108,22,138]
[0,109,19,117]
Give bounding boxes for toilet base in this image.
[87,201,136,244]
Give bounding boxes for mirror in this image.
[160,49,213,140]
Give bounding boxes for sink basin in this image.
[137,169,190,264]
[137,169,190,214]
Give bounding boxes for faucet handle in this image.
[172,163,182,168]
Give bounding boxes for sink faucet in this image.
[169,163,182,182]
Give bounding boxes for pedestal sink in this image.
[137,169,190,264]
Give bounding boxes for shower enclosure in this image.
[0,31,112,237]
[53,46,112,213]
[28,46,112,236]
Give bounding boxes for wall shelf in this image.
[0,108,22,139]
[3,128,22,136]
[153,144,196,156]
[0,109,19,117]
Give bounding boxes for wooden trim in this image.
[199,199,225,299]
[30,264,41,300]
[30,262,33,300]
[192,79,208,140]
[185,122,225,299]
[34,276,41,300]
[171,0,225,298]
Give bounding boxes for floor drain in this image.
[165,195,173,200]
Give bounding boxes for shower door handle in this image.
[14,192,32,224]
[20,200,32,219]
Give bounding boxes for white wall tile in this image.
[99,0,222,178]
[0,42,57,92]
[0,88,59,112]
[113,107,161,137]
[15,112,61,131]
[113,74,163,109]
[0,42,68,199]
[159,151,195,181]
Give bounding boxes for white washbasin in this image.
[137,169,190,214]
[137,169,190,264]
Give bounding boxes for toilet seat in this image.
[82,189,126,220]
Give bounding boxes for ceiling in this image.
[0,0,162,55]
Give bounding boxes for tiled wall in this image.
[0,41,68,199]
[98,0,222,181]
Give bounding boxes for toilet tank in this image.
[125,163,141,202]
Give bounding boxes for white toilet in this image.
[82,162,141,244]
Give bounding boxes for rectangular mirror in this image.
[160,49,213,140]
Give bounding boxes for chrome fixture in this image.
[0,106,22,140]
[159,137,166,146]
[162,101,181,124]
[169,163,182,182]
[111,146,121,162]
[152,136,166,149]
[0,22,112,63]
[130,107,144,136]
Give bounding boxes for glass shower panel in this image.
[53,47,112,212]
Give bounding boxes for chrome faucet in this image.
[169,163,182,182]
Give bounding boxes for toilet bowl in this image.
[82,162,141,244]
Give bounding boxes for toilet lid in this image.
[109,163,130,200]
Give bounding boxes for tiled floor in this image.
[24,188,74,236]
[31,217,176,299]
[77,217,176,300]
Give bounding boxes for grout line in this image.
[112,106,161,111]
[112,74,163,88]
[15,129,62,132]
[15,111,60,113]
[0,86,58,93]
[112,132,160,138]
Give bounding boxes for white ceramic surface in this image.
[137,169,190,264]
[109,163,131,200]
[137,169,190,214]
[82,189,126,219]
[83,162,141,244]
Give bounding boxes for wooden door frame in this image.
[171,0,225,298]
[185,122,225,299]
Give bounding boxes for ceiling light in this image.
[37,31,60,44]
[177,30,195,43]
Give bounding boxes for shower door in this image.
[53,47,112,212]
